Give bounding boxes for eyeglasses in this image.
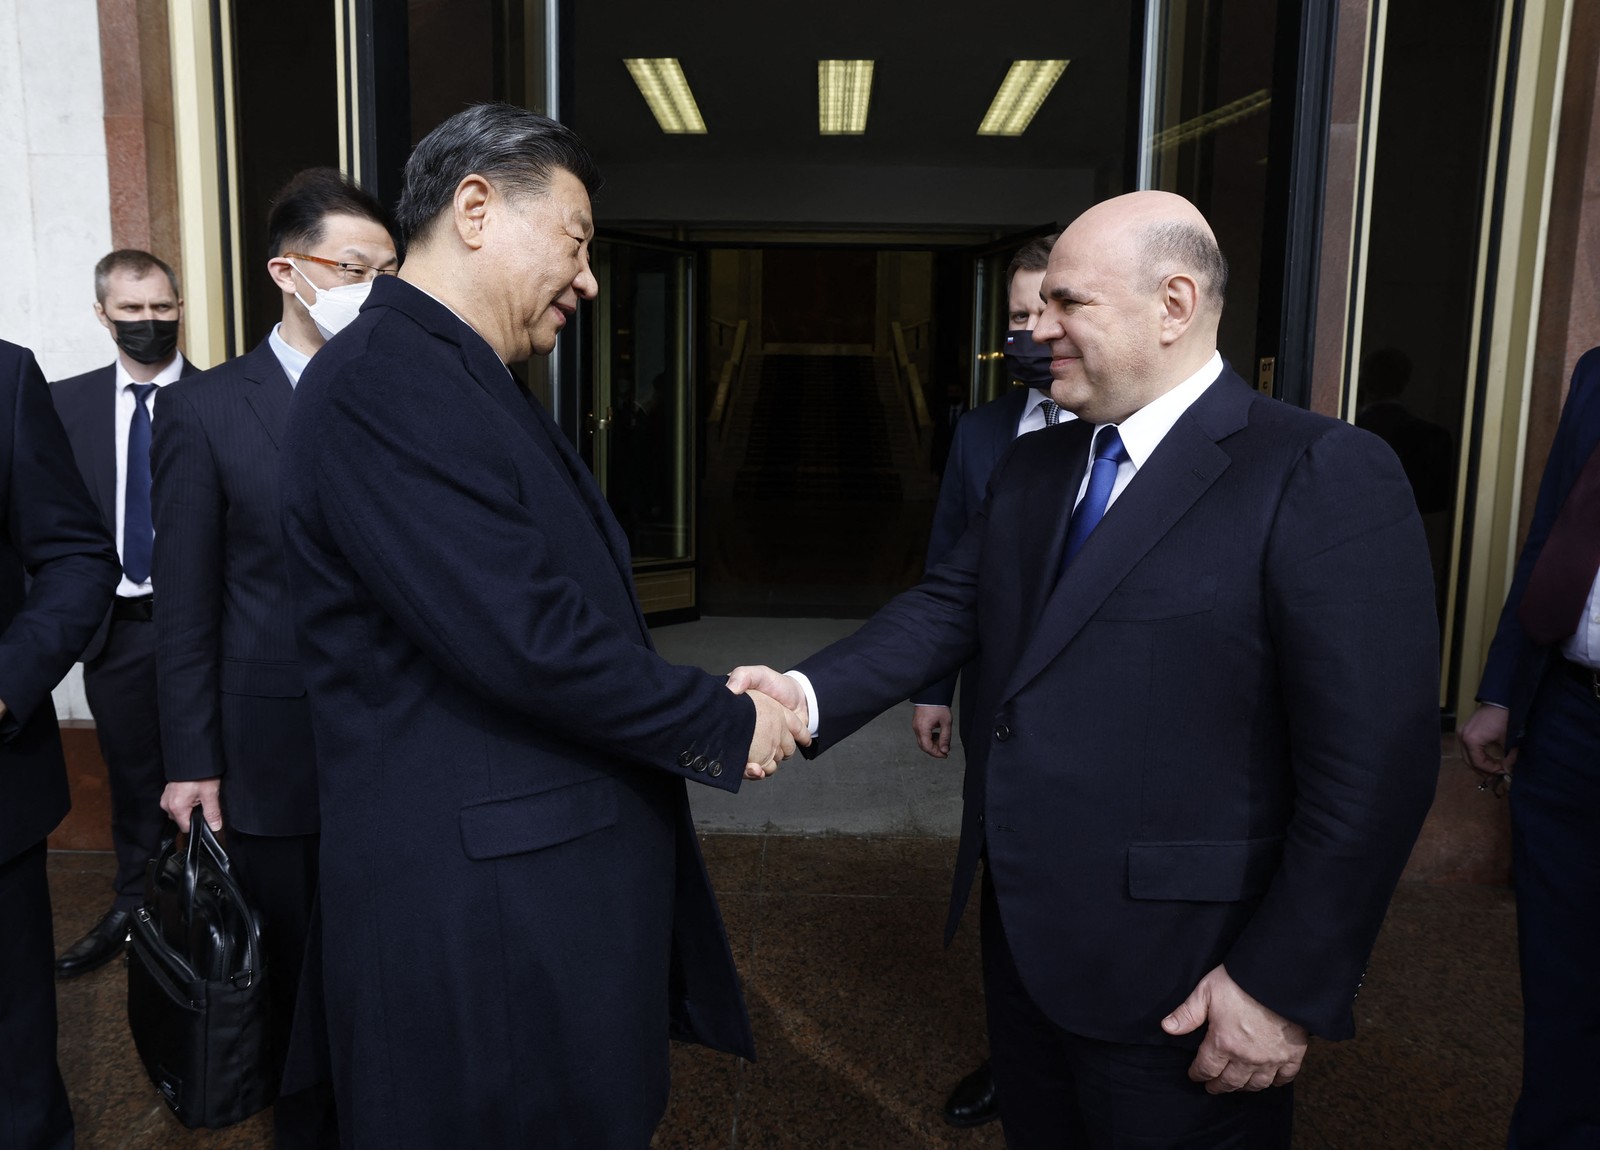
[1476,771,1511,798]
[284,252,397,284]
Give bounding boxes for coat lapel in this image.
[455,333,652,643]
[372,278,651,640]
[239,342,295,448]
[84,368,118,526]
[998,374,1253,704]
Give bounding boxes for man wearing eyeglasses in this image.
[154,167,399,1148]
[50,249,199,980]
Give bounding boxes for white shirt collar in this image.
[268,323,313,387]
[1100,351,1224,470]
[114,353,184,392]
[1021,387,1050,422]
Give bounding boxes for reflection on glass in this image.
[1143,0,1279,373]
[591,241,693,563]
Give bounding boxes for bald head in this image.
[1032,191,1227,424]
[1067,192,1227,312]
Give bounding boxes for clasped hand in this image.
[1161,964,1308,1093]
[726,666,810,780]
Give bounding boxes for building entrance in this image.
[207,0,1333,620]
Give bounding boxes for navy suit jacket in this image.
[279,277,759,1146]
[1478,347,1600,739]
[797,367,1439,1043]
[50,356,200,661]
[914,386,1031,719]
[151,339,317,835]
[0,341,119,863]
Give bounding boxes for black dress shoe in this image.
[941,1058,999,1128]
[55,908,132,979]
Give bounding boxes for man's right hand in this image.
[161,778,223,833]
[1460,703,1517,777]
[726,665,808,725]
[912,705,952,758]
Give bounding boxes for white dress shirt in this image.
[789,351,1227,735]
[113,355,184,598]
[1071,351,1224,515]
[1015,386,1075,435]
[268,323,312,387]
[1559,572,1600,670]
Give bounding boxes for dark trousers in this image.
[981,875,1294,1149]
[229,829,337,1150]
[0,841,74,1149]
[1507,669,1600,1150]
[81,617,165,910]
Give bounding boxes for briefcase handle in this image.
[180,820,265,990]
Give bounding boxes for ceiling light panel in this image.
[624,58,707,134]
[978,60,1069,136]
[818,59,875,135]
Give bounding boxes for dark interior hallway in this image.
[700,352,938,617]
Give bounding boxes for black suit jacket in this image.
[0,341,119,863]
[50,357,200,661]
[797,367,1440,1043]
[1478,346,1600,738]
[279,277,758,1145]
[914,386,1031,719]
[151,339,317,835]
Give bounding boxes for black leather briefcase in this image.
[125,820,277,1128]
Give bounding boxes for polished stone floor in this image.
[52,838,1518,1149]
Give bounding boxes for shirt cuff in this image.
[783,670,820,738]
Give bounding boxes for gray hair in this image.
[1139,221,1229,310]
[397,103,602,245]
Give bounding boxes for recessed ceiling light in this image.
[624,58,707,134]
[819,60,874,135]
[978,60,1069,136]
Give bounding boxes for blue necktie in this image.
[123,383,157,584]
[1061,425,1127,569]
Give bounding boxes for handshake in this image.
[725,665,809,781]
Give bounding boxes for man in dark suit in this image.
[731,191,1439,1146]
[154,168,399,1149]
[914,232,1060,1127]
[0,339,121,1150]
[50,249,198,977]
[1460,347,1600,1149]
[278,105,802,1148]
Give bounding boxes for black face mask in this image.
[1003,328,1052,391]
[112,319,179,366]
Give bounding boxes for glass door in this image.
[586,235,699,618]
[1138,0,1335,405]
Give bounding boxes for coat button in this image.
[693,756,709,772]
[678,751,695,768]
[708,761,724,778]
[994,723,1011,742]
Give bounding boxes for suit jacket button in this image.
[994,723,1011,742]
[678,751,695,768]
[708,760,724,778]
[693,755,709,772]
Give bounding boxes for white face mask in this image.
[292,262,373,340]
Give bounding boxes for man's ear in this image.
[93,301,114,335]
[267,257,298,297]
[452,175,493,251]
[1158,272,1200,345]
